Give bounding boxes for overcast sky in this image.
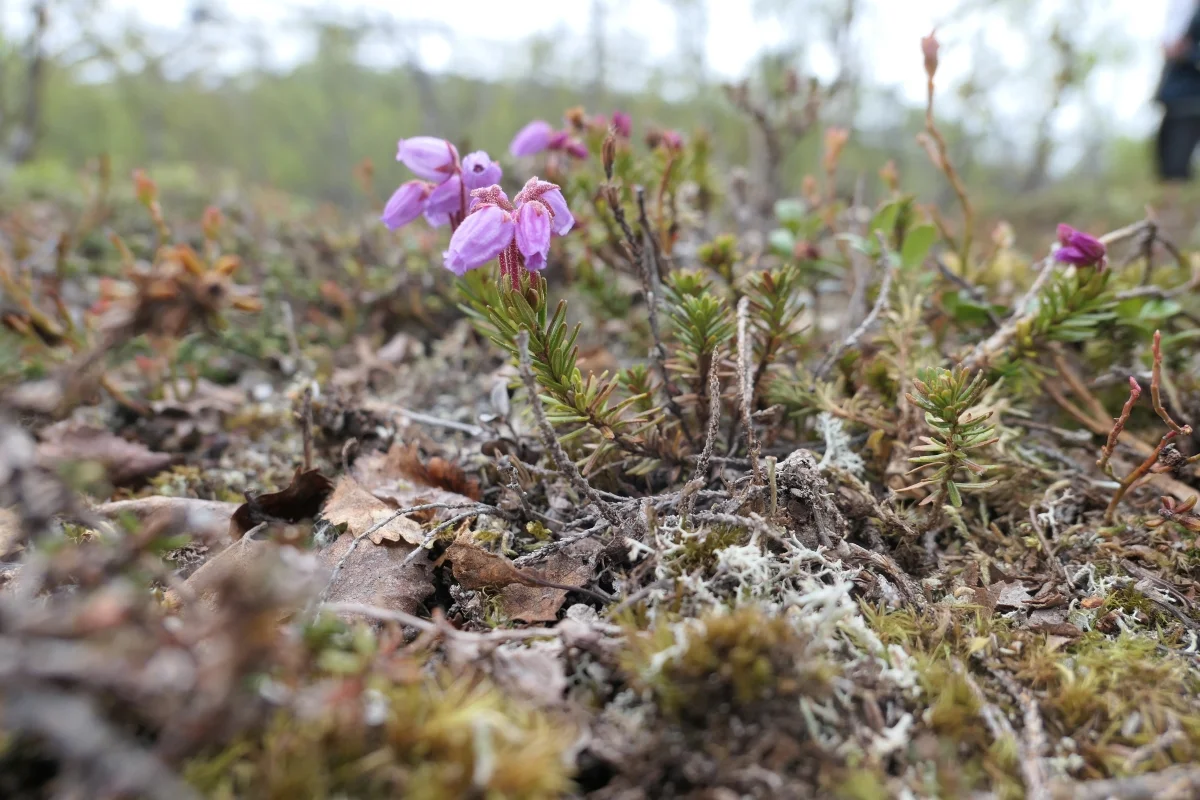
[28,0,1178,134]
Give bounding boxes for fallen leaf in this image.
[0,507,22,558]
[353,446,479,522]
[990,581,1034,612]
[172,533,326,611]
[446,533,594,622]
[96,496,239,543]
[230,468,334,539]
[446,535,530,590]
[37,421,173,485]
[322,476,422,545]
[319,531,434,617]
[356,442,480,502]
[487,641,568,708]
[1080,596,1105,609]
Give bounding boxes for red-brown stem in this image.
[922,71,974,272]
[1151,329,1192,436]
[1104,430,1178,524]
[1098,377,1142,476]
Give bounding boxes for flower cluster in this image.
[508,110,631,160]
[1054,224,1106,268]
[382,137,502,231]
[443,177,574,287]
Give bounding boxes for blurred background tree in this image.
[0,0,1173,232]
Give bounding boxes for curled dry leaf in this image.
[356,442,481,503]
[229,468,334,539]
[446,532,592,623]
[322,475,423,545]
[37,422,174,486]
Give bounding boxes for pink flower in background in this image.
[510,120,591,161]
[612,111,632,138]
[1054,224,1106,268]
[563,137,588,160]
[660,130,684,151]
[510,120,555,157]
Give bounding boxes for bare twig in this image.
[815,233,894,380]
[635,184,691,442]
[988,665,1050,800]
[681,356,723,518]
[299,386,314,472]
[321,602,562,641]
[517,330,626,531]
[1029,506,1069,586]
[1151,330,1191,436]
[1051,765,1200,800]
[736,297,763,483]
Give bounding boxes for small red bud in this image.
[202,206,223,240]
[132,168,157,206]
[921,31,940,79]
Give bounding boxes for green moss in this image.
[185,673,573,800]
[622,605,832,722]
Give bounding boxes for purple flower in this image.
[396,136,459,182]
[661,130,684,151]
[564,137,588,160]
[510,120,554,157]
[443,203,514,276]
[514,202,552,271]
[381,180,433,230]
[422,174,464,227]
[612,111,632,138]
[462,151,502,191]
[442,180,574,279]
[1055,224,1106,267]
[519,179,574,236]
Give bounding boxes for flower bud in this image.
[565,106,586,131]
[132,169,157,206]
[822,127,850,173]
[921,31,939,79]
[602,132,616,177]
[202,206,223,240]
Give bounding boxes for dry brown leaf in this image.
[445,532,591,623]
[319,532,434,616]
[488,641,568,708]
[0,507,23,558]
[322,476,423,545]
[96,496,239,543]
[230,468,334,539]
[446,535,530,590]
[37,421,174,485]
[353,447,478,523]
[354,442,480,502]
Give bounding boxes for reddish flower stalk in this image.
[1104,429,1178,524]
[1151,329,1192,436]
[1098,376,1141,477]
